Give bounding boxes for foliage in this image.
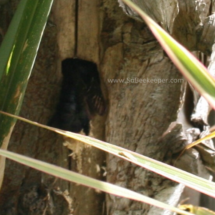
[0,0,215,214]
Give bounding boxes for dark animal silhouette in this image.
[48,58,106,135]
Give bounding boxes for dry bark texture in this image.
[0,1,72,214]
[0,0,106,214]
[101,1,183,214]
[0,0,215,215]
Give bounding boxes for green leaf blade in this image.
[0,0,54,146]
[121,0,215,109]
[0,149,193,215]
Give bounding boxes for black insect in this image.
[48,58,106,135]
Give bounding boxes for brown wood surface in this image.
[0,0,215,215]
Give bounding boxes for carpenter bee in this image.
[48,58,106,135]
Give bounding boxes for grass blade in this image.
[1,110,215,199]
[121,0,215,109]
[0,149,193,215]
[0,0,54,146]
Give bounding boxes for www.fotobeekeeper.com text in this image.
[107,77,184,84]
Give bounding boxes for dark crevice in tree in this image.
[74,0,79,57]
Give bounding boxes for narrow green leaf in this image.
[0,0,54,146]
[0,149,193,215]
[0,0,28,79]
[1,110,215,199]
[121,0,215,109]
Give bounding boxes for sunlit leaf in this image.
[0,0,54,146]
[121,0,215,109]
[0,149,193,215]
[1,110,215,199]
[179,204,215,215]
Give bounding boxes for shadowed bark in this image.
[0,0,215,215]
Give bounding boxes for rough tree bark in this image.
[0,0,106,214]
[0,0,215,215]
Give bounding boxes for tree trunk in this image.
[102,1,184,214]
[0,0,214,215]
